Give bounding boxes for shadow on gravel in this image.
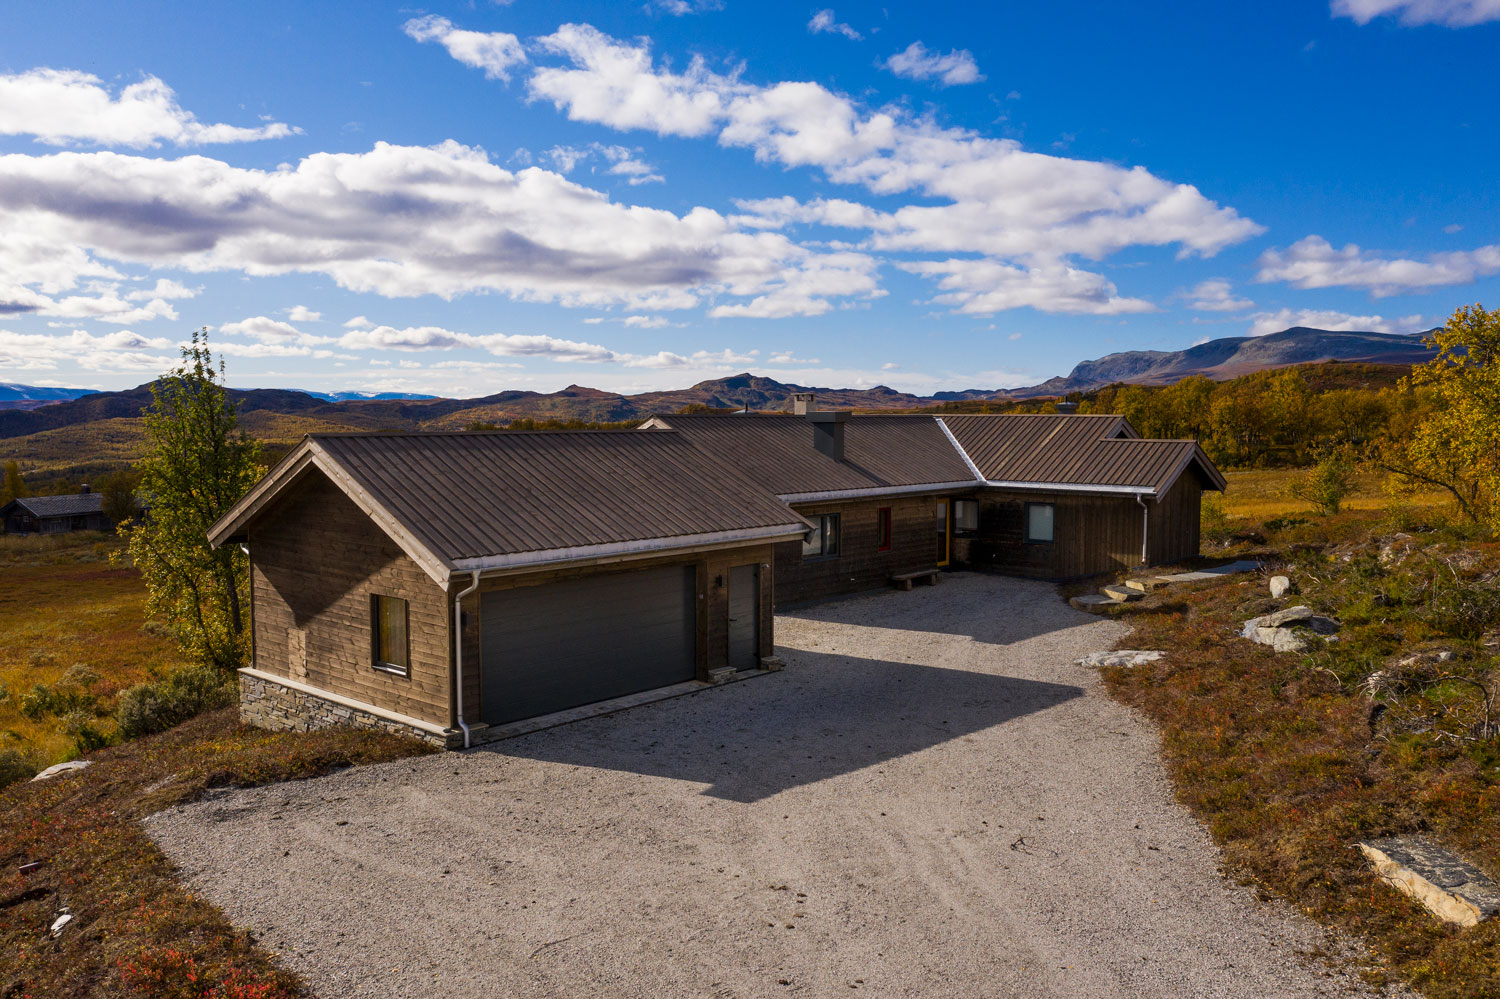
[486,649,1083,803]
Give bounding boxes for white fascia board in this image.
[207,443,316,547]
[450,523,808,575]
[983,480,1159,497]
[777,481,981,505]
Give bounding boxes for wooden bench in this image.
[890,569,941,591]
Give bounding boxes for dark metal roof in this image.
[269,431,808,568]
[940,414,1225,493]
[648,414,977,497]
[5,493,103,518]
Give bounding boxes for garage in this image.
[479,564,698,725]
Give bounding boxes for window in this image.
[953,499,979,536]
[876,507,892,552]
[371,594,410,675]
[801,513,841,559]
[1026,503,1055,543]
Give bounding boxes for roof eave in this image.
[449,522,810,576]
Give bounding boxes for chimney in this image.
[1054,401,1079,415]
[80,483,91,494]
[807,410,849,461]
[792,392,816,416]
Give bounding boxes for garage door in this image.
[479,564,697,725]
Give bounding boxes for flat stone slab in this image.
[1360,836,1500,927]
[1124,578,1171,592]
[1078,650,1166,668]
[1069,594,1126,614]
[1100,585,1145,602]
[1157,560,1262,583]
[32,760,91,782]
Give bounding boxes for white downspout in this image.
[453,570,481,749]
[1136,495,1150,566]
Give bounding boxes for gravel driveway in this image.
[148,573,1393,998]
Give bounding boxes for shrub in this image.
[1425,569,1500,641]
[62,709,111,753]
[17,667,102,720]
[116,666,237,741]
[1289,450,1356,515]
[0,748,39,790]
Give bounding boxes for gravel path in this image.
[148,573,1396,998]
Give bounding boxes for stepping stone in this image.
[1157,559,1262,583]
[31,760,91,782]
[1360,836,1500,927]
[1077,650,1165,668]
[1125,578,1170,592]
[1100,585,1145,602]
[1069,594,1126,614]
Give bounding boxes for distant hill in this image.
[1009,327,1438,398]
[0,384,99,411]
[293,390,439,402]
[0,326,1441,471]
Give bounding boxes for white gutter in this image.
[1136,495,1150,565]
[985,479,1159,497]
[777,481,980,505]
[453,569,480,749]
[449,523,809,574]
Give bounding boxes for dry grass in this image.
[1220,468,1451,520]
[0,534,177,764]
[1100,511,1500,998]
[0,709,435,998]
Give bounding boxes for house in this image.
[1,486,110,534]
[210,406,1225,747]
[207,431,811,748]
[647,404,1225,601]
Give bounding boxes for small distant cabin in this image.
[1,486,110,535]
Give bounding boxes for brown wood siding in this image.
[773,496,948,606]
[248,473,451,726]
[956,491,1145,580]
[1147,471,1205,566]
[461,544,776,722]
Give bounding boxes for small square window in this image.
[371,594,410,675]
[802,513,841,559]
[876,507,892,552]
[953,499,979,535]
[1026,503,1055,543]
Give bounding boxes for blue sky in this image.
[1,0,1497,397]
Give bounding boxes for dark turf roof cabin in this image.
[211,406,1226,747]
[1,487,111,535]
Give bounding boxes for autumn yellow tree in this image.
[1381,304,1500,528]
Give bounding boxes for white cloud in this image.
[880,361,899,369]
[127,278,197,301]
[1176,278,1253,312]
[898,258,1156,315]
[1444,223,1464,234]
[219,315,332,346]
[1256,235,1500,296]
[343,315,374,329]
[2,280,181,324]
[644,0,724,13]
[808,10,862,40]
[0,327,174,372]
[883,42,984,86]
[767,352,822,364]
[286,305,321,322]
[1244,308,1427,337]
[0,141,876,318]
[403,17,528,82]
[516,23,1261,314]
[0,69,297,148]
[546,142,664,185]
[622,315,670,328]
[1331,0,1500,26]
[1007,332,1023,341]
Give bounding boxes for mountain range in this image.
[0,327,1437,450]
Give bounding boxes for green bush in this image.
[1425,570,1500,641]
[1289,450,1356,515]
[116,666,236,741]
[17,666,102,720]
[0,748,39,790]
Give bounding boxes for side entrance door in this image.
[727,563,760,671]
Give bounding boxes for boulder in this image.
[1269,575,1292,598]
[1257,605,1317,628]
[1360,836,1500,927]
[1254,627,1308,653]
[1077,650,1166,668]
[31,760,91,782]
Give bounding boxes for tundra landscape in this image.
[3,2,1499,997]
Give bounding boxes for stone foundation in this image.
[239,669,462,749]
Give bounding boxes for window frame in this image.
[876,507,892,552]
[1024,502,1055,544]
[801,513,842,560]
[370,593,411,676]
[952,499,979,536]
